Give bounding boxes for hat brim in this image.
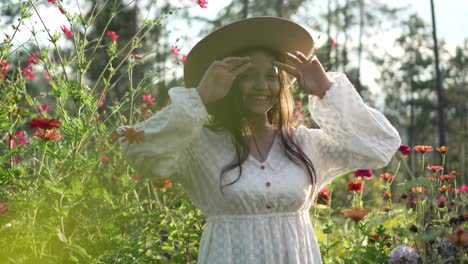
[184,16,314,88]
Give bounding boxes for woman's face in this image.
[236,50,281,116]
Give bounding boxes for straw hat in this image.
[183,16,314,88]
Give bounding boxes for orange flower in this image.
[341,207,369,222]
[413,145,433,154]
[439,185,448,192]
[348,181,363,192]
[164,178,172,189]
[381,205,391,212]
[119,127,144,144]
[436,146,448,154]
[411,186,426,194]
[380,173,394,182]
[34,129,60,140]
[427,165,444,172]
[444,227,468,246]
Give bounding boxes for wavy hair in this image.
[204,47,317,198]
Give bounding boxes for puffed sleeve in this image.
[116,87,209,179]
[295,72,401,191]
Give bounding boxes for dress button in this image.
[265,181,271,187]
[265,203,272,209]
[260,165,265,170]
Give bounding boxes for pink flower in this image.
[171,45,180,57]
[40,104,51,112]
[101,155,109,162]
[196,0,208,8]
[132,173,141,182]
[181,55,187,63]
[22,64,36,80]
[329,37,336,47]
[60,25,72,38]
[47,0,56,3]
[354,169,373,180]
[43,71,50,81]
[106,30,119,43]
[293,109,303,119]
[0,61,8,78]
[7,131,27,148]
[13,155,20,163]
[426,165,444,172]
[98,93,106,108]
[142,93,155,105]
[456,185,468,194]
[295,100,302,107]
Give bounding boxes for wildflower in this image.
[397,144,411,157]
[293,109,303,119]
[0,202,8,217]
[30,117,60,130]
[101,155,109,162]
[348,181,363,192]
[317,188,330,206]
[443,227,468,246]
[132,173,141,182]
[383,192,394,200]
[119,127,144,144]
[27,53,39,65]
[47,0,56,3]
[354,169,372,180]
[0,61,8,78]
[13,156,20,163]
[413,145,433,154]
[40,104,51,112]
[411,186,425,194]
[412,197,418,204]
[329,37,336,48]
[436,195,445,208]
[436,146,448,154]
[60,25,72,38]
[456,184,468,194]
[439,174,454,181]
[8,131,27,148]
[380,173,394,182]
[34,129,60,140]
[426,165,443,172]
[131,52,142,60]
[43,71,50,81]
[164,178,173,189]
[106,30,119,43]
[341,207,369,222]
[382,205,391,212]
[171,45,180,57]
[142,93,155,105]
[181,55,187,63]
[388,245,421,264]
[295,100,302,107]
[22,64,36,80]
[196,0,208,8]
[439,185,450,193]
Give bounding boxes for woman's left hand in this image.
[273,51,332,98]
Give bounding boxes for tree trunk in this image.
[242,0,249,18]
[429,0,447,160]
[356,0,364,94]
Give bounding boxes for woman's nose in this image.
[255,77,268,91]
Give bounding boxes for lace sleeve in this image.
[296,72,401,190]
[117,87,209,179]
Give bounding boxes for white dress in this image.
[117,72,401,264]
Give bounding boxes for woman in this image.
[118,17,401,264]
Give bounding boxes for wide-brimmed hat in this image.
[183,16,314,88]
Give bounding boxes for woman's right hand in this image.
[196,56,252,105]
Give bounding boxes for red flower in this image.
[437,195,446,208]
[348,181,363,192]
[427,165,444,172]
[60,25,72,37]
[383,192,394,200]
[381,205,391,212]
[295,100,302,107]
[106,30,119,43]
[47,0,56,3]
[119,127,144,144]
[329,37,337,47]
[34,129,60,140]
[397,144,411,157]
[7,131,27,148]
[196,0,208,8]
[456,185,468,194]
[354,169,372,180]
[131,52,142,60]
[40,103,51,112]
[413,145,433,154]
[181,55,187,63]
[101,155,109,162]
[22,64,36,80]
[30,117,60,130]
[43,71,50,81]
[439,174,454,181]
[132,173,141,182]
[380,173,394,182]
[171,45,180,57]
[142,93,155,105]
[0,61,8,78]
[98,93,106,108]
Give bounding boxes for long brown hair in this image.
[204,47,317,196]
